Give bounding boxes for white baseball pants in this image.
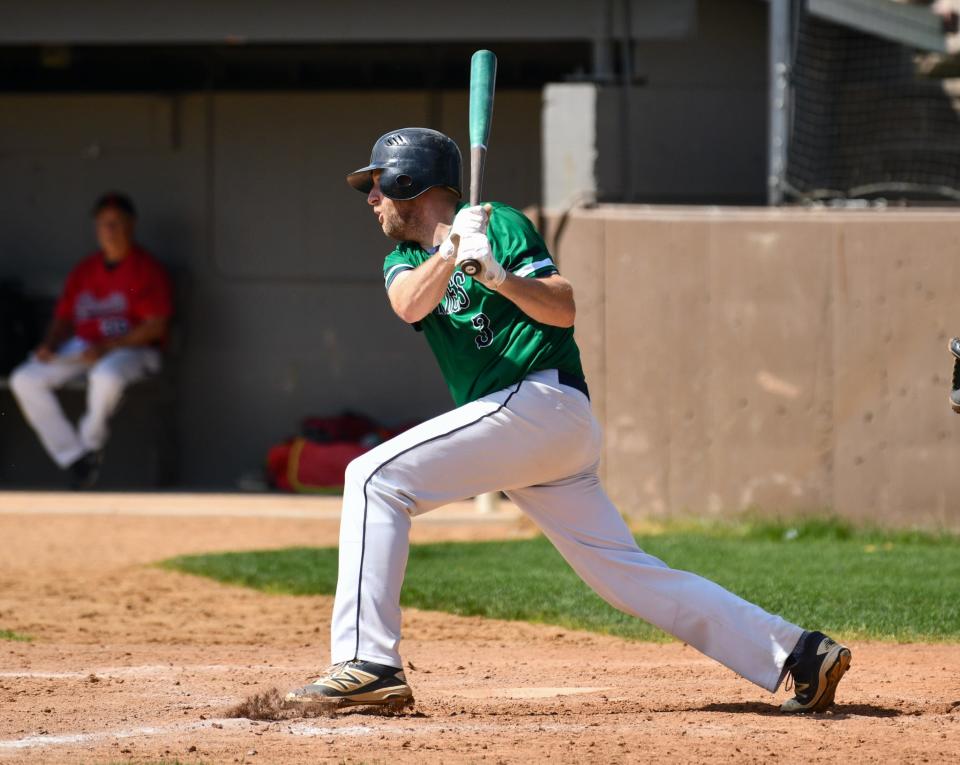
[9,337,161,468]
[330,369,805,693]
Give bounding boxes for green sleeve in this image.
[487,204,559,279]
[383,245,417,291]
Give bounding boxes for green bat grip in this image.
[469,50,497,150]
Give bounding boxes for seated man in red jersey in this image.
[9,192,173,489]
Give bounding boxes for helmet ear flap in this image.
[379,167,423,201]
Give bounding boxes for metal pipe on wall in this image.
[619,0,635,203]
[767,0,792,205]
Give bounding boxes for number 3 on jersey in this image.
[471,312,494,349]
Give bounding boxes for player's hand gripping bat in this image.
[459,49,497,278]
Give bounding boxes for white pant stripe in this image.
[351,379,524,660]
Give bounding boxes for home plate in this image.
[455,687,609,699]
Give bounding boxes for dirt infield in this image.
[1,494,958,764]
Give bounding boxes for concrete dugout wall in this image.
[548,207,960,528]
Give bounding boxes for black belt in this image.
[558,370,590,400]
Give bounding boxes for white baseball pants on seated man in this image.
[331,369,805,693]
[9,336,161,468]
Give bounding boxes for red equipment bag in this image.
[267,437,367,494]
[266,412,410,494]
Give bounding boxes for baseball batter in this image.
[285,128,852,713]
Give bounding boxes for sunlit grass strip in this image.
[164,517,960,643]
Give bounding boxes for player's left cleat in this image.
[780,631,851,713]
[949,338,960,413]
[284,660,414,711]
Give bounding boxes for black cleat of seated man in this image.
[68,451,102,491]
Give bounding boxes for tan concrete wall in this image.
[547,206,960,527]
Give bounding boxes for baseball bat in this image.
[460,49,497,278]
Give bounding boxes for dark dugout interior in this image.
[0,42,592,92]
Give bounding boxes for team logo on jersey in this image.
[74,291,129,321]
[435,270,471,316]
[99,317,131,338]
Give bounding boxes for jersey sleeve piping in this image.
[384,262,415,290]
[512,258,558,279]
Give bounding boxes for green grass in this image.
[163,517,960,642]
[0,629,32,642]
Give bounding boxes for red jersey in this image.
[55,246,173,344]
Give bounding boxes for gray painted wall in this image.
[544,0,768,206]
[0,90,542,486]
[0,0,772,486]
[624,0,767,203]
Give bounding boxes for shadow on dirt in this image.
[695,701,903,718]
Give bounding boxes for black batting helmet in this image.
[347,128,462,201]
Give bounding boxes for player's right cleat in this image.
[949,338,960,413]
[284,660,414,710]
[780,632,852,713]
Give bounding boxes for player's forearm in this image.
[497,274,576,328]
[106,317,168,349]
[388,256,457,323]
[41,318,73,351]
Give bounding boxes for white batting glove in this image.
[450,205,490,238]
[437,238,457,260]
[436,205,491,261]
[456,233,506,289]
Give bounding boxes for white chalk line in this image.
[0,719,248,751]
[0,663,296,680]
[0,718,589,752]
[287,721,589,738]
[0,662,603,752]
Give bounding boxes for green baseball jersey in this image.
[382,202,584,406]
